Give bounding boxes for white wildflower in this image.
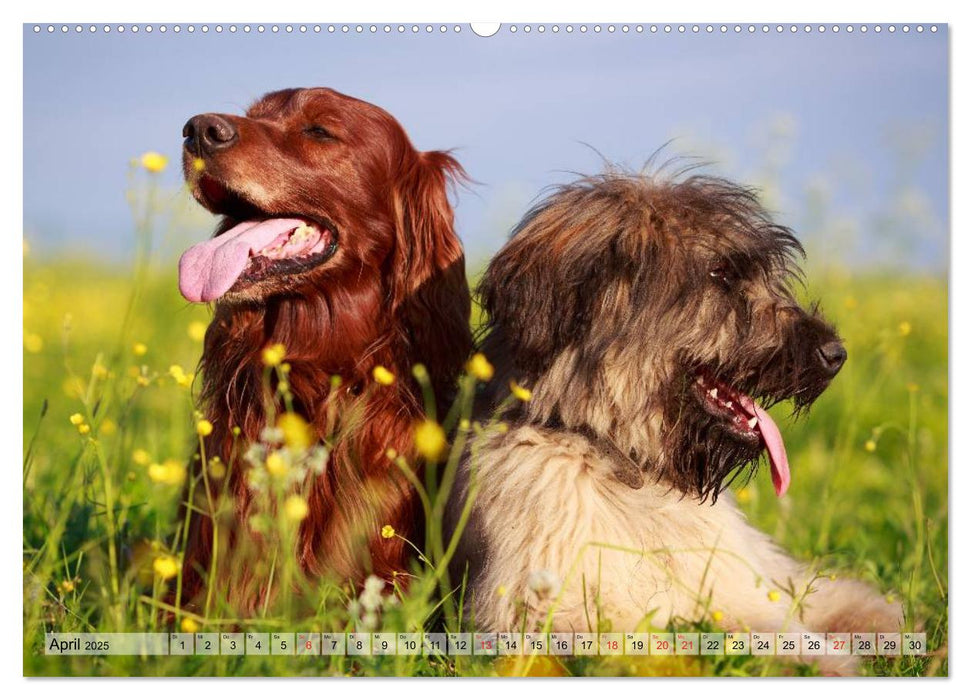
[243,443,266,467]
[360,590,382,612]
[259,426,284,444]
[245,467,268,491]
[307,446,330,474]
[364,575,385,596]
[528,569,561,599]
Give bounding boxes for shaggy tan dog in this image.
[447,171,903,674]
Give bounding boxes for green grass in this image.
[22,195,947,677]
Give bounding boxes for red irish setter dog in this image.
[176,87,471,611]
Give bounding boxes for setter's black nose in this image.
[816,340,848,377]
[183,114,238,156]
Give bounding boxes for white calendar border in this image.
[6,0,961,695]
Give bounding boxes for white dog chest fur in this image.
[455,425,895,650]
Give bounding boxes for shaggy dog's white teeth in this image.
[708,388,718,399]
[747,416,759,429]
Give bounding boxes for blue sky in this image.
[23,24,948,268]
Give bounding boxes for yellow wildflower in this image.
[466,353,494,381]
[865,439,877,453]
[381,525,396,539]
[132,342,148,356]
[148,459,186,486]
[77,424,91,435]
[278,412,314,451]
[266,451,289,478]
[169,365,194,387]
[767,590,781,602]
[372,365,395,386]
[69,413,84,426]
[284,495,309,521]
[152,555,179,580]
[208,456,226,479]
[414,419,447,461]
[92,362,109,379]
[898,321,912,336]
[132,449,151,466]
[180,618,199,633]
[262,343,286,367]
[385,448,398,460]
[140,151,168,173]
[60,580,75,594]
[188,321,207,342]
[712,610,724,622]
[509,380,533,402]
[23,332,43,353]
[62,377,84,398]
[196,419,213,437]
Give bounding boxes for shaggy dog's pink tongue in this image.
[179,218,315,302]
[739,395,791,497]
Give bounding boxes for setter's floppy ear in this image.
[390,150,473,403]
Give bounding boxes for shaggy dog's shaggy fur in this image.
[446,171,902,674]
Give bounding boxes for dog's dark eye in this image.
[303,125,335,141]
[709,265,735,286]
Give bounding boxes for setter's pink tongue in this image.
[739,396,791,497]
[178,219,306,303]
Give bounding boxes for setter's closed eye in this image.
[303,124,335,141]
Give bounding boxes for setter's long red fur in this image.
[176,88,471,611]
